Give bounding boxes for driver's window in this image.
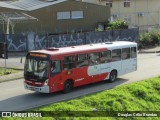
[50,60,61,76]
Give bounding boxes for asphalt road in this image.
[0,53,160,111]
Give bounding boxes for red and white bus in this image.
[24,41,137,93]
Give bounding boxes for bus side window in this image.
[112,49,121,62]
[89,52,100,66]
[63,56,77,70]
[101,51,111,63]
[76,54,88,68]
[122,48,130,60]
[131,47,137,58]
[50,60,61,76]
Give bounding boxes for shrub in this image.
[95,28,103,32]
[139,31,160,48]
[107,20,128,30]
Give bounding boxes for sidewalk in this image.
[0,71,24,83]
[0,56,25,70]
[139,46,160,53]
[0,55,25,82]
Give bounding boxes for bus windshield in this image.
[24,54,49,82]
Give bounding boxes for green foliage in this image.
[95,27,104,32]
[95,20,128,31]
[139,31,160,48]
[107,20,128,30]
[3,77,160,120]
[30,76,160,120]
[0,68,21,76]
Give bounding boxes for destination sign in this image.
[29,53,47,58]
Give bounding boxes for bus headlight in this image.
[44,79,48,85]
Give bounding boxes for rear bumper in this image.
[24,82,50,93]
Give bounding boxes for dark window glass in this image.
[76,54,88,68]
[63,56,77,70]
[131,47,137,58]
[50,60,61,76]
[106,0,113,7]
[112,49,121,62]
[124,0,130,7]
[89,53,100,66]
[101,51,111,63]
[122,48,130,60]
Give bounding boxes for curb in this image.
[138,51,160,54]
[0,72,24,83]
[0,77,24,83]
[0,67,24,70]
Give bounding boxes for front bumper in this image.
[24,82,50,93]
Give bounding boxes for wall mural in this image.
[0,28,139,51]
[48,33,85,48]
[6,33,27,51]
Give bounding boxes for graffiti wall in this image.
[0,28,139,51]
[48,33,85,48]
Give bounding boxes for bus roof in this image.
[30,41,137,56]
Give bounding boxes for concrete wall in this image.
[0,28,139,51]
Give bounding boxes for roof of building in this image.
[0,1,24,10]
[0,0,67,11]
[0,12,38,24]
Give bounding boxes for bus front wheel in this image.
[63,80,73,93]
[109,70,117,83]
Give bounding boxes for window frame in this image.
[124,0,130,7]
[88,52,101,66]
[106,0,113,8]
[122,48,131,60]
[111,49,121,62]
[50,60,61,76]
[131,47,137,58]
[63,55,77,70]
[57,11,71,20]
[100,50,111,63]
[71,11,84,19]
[57,11,84,20]
[76,54,88,68]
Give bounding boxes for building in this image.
[0,0,139,52]
[0,0,110,34]
[83,0,160,31]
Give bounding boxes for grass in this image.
[1,76,160,120]
[36,76,160,111]
[0,68,21,76]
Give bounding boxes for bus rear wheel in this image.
[109,70,117,83]
[63,80,73,93]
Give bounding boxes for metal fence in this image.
[0,28,139,51]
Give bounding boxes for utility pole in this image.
[4,18,10,73]
[147,0,149,27]
[134,0,137,26]
[118,0,120,19]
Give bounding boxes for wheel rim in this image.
[64,81,72,92]
[66,82,71,90]
[110,71,116,82]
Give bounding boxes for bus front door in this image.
[100,62,111,80]
[88,64,101,82]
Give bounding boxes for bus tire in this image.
[109,70,117,83]
[63,80,73,93]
